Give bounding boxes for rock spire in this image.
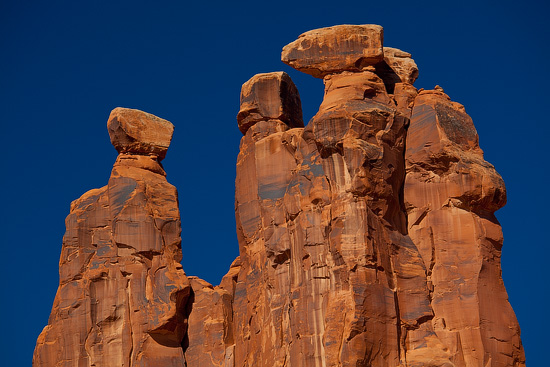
[34,24,525,367]
[34,107,190,367]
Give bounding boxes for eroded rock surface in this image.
[381,47,419,85]
[35,24,525,367]
[227,69,453,366]
[183,24,524,367]
[404,90,525,366]
[33,108,190,367]
[281,24,384,78]
[237,71,304,134]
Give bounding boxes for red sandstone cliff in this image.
[34,24,524,367]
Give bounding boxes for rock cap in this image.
[281,24,384,78]
[237,71,303,134]
[383,47,419,85]
[107,107,174,161]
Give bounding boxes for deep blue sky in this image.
[1,0,547,365]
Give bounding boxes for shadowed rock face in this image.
[34,24,524,367]
[33,108,190,367]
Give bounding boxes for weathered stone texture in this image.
[215,60,453,367]
[381,47,419,85]
[281,25,384,78]
[33,108,190,367]
[237,71,304,134]
[35,24,524,367]
[182,24,524,367]
[183,258,241,367]
[108,107,174,160]
[404,89,525,366]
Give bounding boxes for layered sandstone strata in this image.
[33,108,190,367]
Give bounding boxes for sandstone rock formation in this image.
[226,69,454,367]
[405,89,525,366]
[237,71,304,134]
[35,24,525,367]
[281,24,384,78]
[182,24,523,367]
[108,107,175,160]
[378,47,419,88]
[33,108,190,367]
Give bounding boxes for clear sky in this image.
[1,0,547,365]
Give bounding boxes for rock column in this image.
[34,24,526,367]
[33,108,191,367]
[404,89,526,366]
[224,25,452,367]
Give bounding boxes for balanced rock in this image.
[237,71,304,134]
[34,24,525,367]
[181,24,524,366]
[33,108,190,367]
[108,107,174,160]
[281,24,384,78]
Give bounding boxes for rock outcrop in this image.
[281,24,384,78]
[237,71,304,134]
[33,108,190,367]
[181,24,524,367]
[404,89,525,366]
[35,24,524,367]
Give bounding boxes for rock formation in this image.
[404,89,525,366]
[181,25,524,367]
[35,24,525,367]
[33,108,190,366]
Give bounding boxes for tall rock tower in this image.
[183,24,524,367]
[404,89,524,365]
[34,108,191,366]
[34,25,524,367]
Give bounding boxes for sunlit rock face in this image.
[281,24,384,78]
[33,108,190,367]
[34,24,525,367]
[208,29,448,367]
[183,24,524,367]
[404,89,525,366]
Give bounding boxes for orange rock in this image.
[34,24,525,367]
[183,259,241,367]
[182,24,523,367]
[199,28,452,366]
[281,24,384,78]
[237,71,303,134]
[108,107,174,160]
[393,82,418,118]
[405,89,525,366]
[382,46,419,85]
[33,108,190,367]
